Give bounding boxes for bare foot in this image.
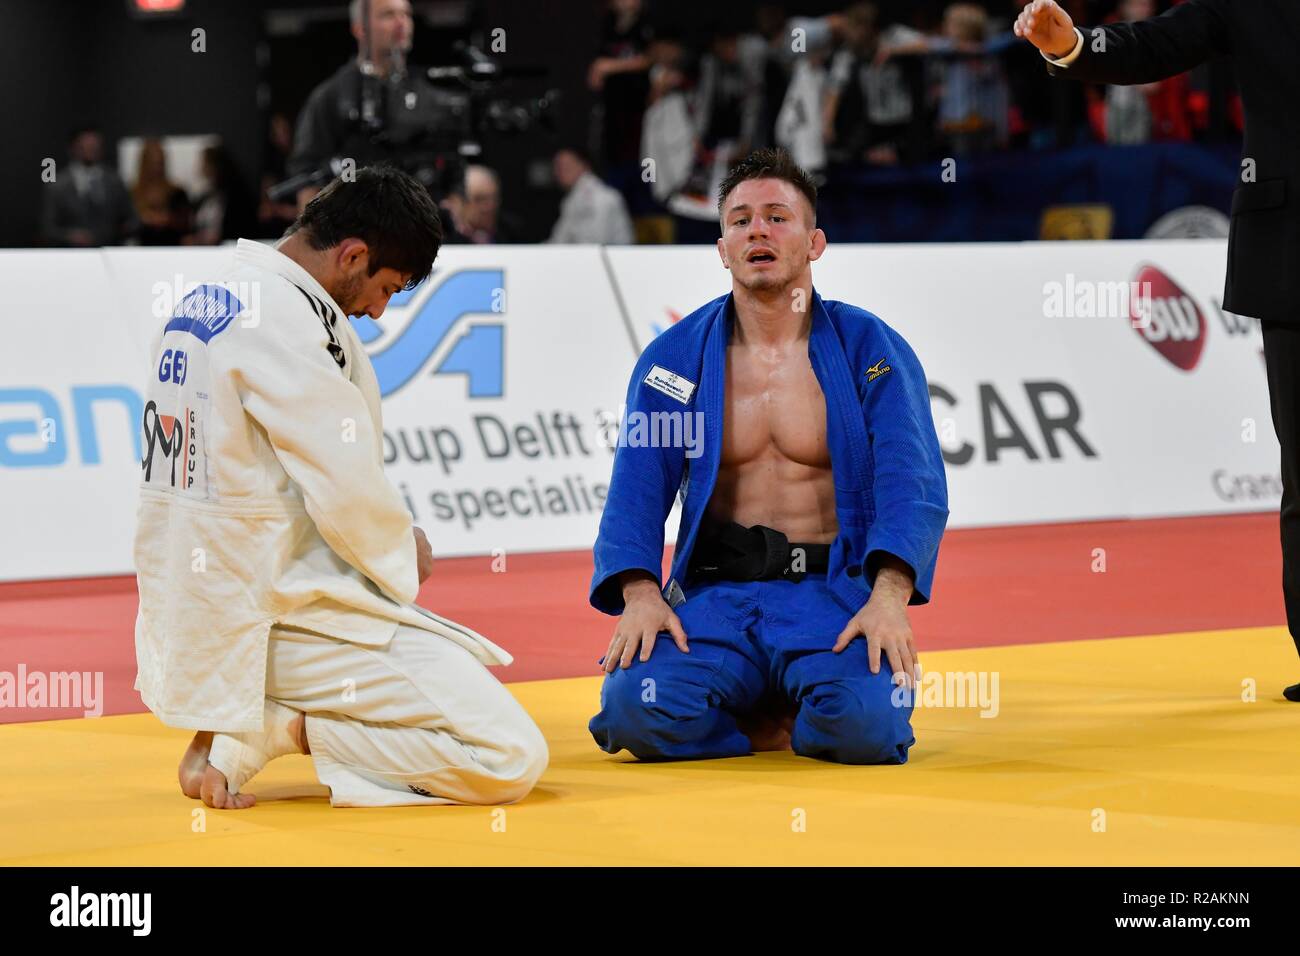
[178,731,214,799]
[199,764,256,810]
[179,731,256,809]
[178,707,305,808]
[737,712,795,752]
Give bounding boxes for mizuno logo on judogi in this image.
[293,284,348,372]
[865,358,892,382]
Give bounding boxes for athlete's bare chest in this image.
[718,342,831,468]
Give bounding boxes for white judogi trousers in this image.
[264,623,548,807]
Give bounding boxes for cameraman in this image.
[287,0,466,208]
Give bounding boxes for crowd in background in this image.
[41,128,258,248]
[594,0,1231,218]
[39,0,1239,250]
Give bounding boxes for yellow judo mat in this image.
[2,626,1297,866]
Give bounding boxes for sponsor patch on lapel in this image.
[865,358,892,382]
[643,364,697,404]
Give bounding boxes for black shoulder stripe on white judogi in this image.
[291,282,347,372]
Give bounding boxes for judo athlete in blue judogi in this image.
[588,149,948,764]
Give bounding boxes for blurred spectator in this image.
[185,145,256,245]
[737,4,793,150]
[661,23,769,220]
[258,113,299,238]
[288,0,467,208]
[548,148,634,244]
[589,0,654,168]
[1104,82,1151,144]
[824,2,926,165]
[761,9,845,74]
[641,31,696,203]
[1100,0,1192,144]
[1003,0,1089,149]
[774,49,831,173]
[769,12,844,172]
[694,26,762,166]
[879,3,1012,155]
[40,126,137,247]
[937,4,1011,153]
[131,139,192,246]
[442,165,526,244]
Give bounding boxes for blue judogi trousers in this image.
[589,575,915,764]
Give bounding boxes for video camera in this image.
[269,39,559,204]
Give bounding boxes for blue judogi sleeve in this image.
[861,323,948,604]
[589,349,690,615]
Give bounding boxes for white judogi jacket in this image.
[133,239,510,732]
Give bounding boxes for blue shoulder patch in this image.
[164,284,244,343]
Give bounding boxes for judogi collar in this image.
[233,238,347,319]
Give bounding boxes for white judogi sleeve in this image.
[226,297,419,607]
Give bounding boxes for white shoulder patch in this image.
[643,364,697,404]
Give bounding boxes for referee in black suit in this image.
[1016,0,1300,700]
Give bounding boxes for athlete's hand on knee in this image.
[413,526,434,583]
[604,574,689,672]
[833,594,919,688]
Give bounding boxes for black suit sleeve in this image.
[1051,0,1230,85]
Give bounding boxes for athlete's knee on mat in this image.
[589,661,721,758]
[467,711,549,802]
[496,717,549,800]
[792,679,913,765]
[401,728,547,805]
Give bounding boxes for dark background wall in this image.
[3,0,263,247]
[1,0,96,248]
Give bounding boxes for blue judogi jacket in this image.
[590,289,949,616]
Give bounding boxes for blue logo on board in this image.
[349,269,504,399]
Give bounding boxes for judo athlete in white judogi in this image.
[133,167,547,809]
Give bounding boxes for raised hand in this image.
[1013,0,1079,59]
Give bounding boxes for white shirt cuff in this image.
[1041,27,1085,67]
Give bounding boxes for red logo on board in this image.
[1130,264,1206,371]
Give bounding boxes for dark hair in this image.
[717,147,817,226]
[554,143,592,167]
[286,164,443,290]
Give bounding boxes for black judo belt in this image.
[688,521,830,584]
